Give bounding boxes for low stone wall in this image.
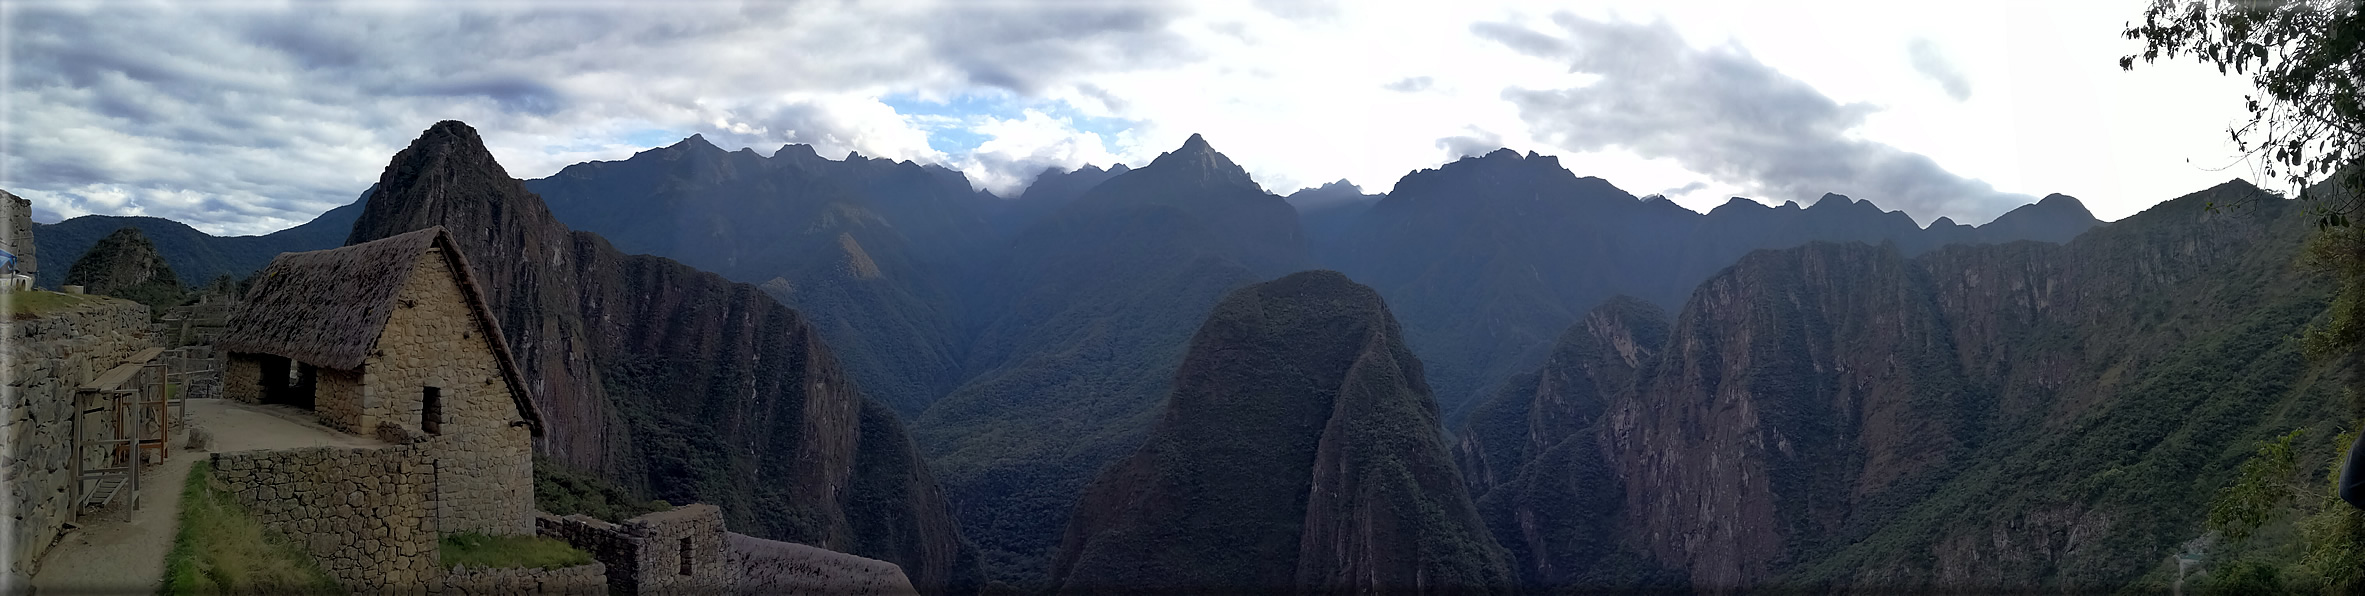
[209,445,439,589]
[442,562,606,595]
[727,532,918,596]
[536,504,730,594]
[1,295,153,574]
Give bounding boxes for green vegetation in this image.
[532,454,668,522]
[2168,428,2365,594]
[160,461,343,595]
[3,290,104,320]
[437,533,594,570]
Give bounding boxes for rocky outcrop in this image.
[36,188,364,289]
[1325,149,2105,418]
[1052,270,1511,594]
[344,121,977,594]
[1458,178,2330,592]
[63,227,183,309]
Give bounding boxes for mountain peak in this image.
[1146,134,1260,192]
[675,133,718,150]
[345,120,552,246]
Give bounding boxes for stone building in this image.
[2,189,35,280]
[216,225,542,537]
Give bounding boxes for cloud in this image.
[1658,181,1709,196]
[1907,37,1972,101]
[1474,13,2029,224]
[946,109,1126,197]
[4,1,1195,235]
[1435,127,1504,160]
[1382,76,1433,92]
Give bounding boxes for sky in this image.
[4,0,2273,236]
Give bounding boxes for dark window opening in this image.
[422,387,442,435]
[259,356,315,410]
[679,537,694,576]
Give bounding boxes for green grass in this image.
[438,533,594,570]
[532,454,669,522]
[160,461,344,595]
[4,290,106,319]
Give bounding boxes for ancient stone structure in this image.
[1,189,36,280]
[0,296,153,574]
[215,226,541,538]
[442,561,606,595]
[209,446,438,586]
[206,226,543,589]
[537,504,918,596]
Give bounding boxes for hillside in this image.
[35,189,366,288]
[1324,149,2106,418]
[61,226,184,312]
[1051,270,1511,594]
[913,134,1310,585]
[344,121,979,594]
[1455,178,2342,592]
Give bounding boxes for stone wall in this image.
[442,562,606,595]
[209,445,439,589]
[1,295,152,574]
[727,532,919,596]
[222,352,260,403]
[314,367,364,434]
[367,247,532,537]
[537,505,731,595]
[2,190,35,280]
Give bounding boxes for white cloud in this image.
[8,0,2261,232]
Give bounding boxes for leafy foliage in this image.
[2210,429,2307,541]
[2122,0,2364,218]
[532,454,669,522]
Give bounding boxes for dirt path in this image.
[27,398,385,594]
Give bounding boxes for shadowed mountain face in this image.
[1321,149,2106,419]
[345,121,979,595]
[914,134,1312,584]
[523,136,996,417]
[1052,270,1512,595]
[1456,179,2340,592]
[62,226,184,310]
[36,189,366,288]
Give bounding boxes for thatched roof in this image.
[217,226,543,435]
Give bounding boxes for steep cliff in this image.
[1458,178,2338,592]
[1052,270,1511,594]
[912,134,1309,584]
[1326,149,2104,418]
[345,121,978,594]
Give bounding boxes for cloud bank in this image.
[1475,13,2031,224]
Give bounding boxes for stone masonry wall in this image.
[2,295,152,574]
[366,247,532,537]
[726,532,919,596]
[442,562,606,595]
[222,353,260,403]
[2,190,35,280]
[209,445,439,589]
[314,367,365,434]
[537,505,731,595]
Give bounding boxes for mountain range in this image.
[33,124,2327,594]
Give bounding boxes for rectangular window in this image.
[422,387,442,435]
[679,537,694,575]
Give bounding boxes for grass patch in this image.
[438,533,594,570]
[160,461,343,595]
[4,290,105,320]
[533,454,669,522]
